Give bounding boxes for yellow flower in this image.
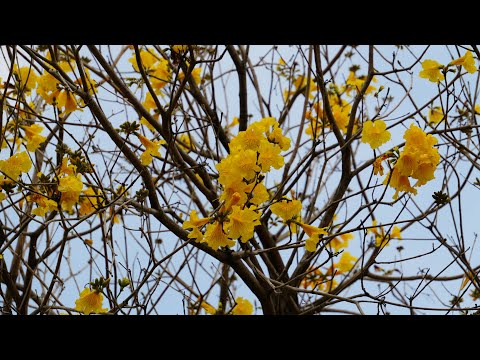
[232,149,261,181]
[449,51,477,74]
[75,68,97,94]
[329,233,354,252]
[293,75,316,99]
[369,221,402,248]
[428,107,444,124]
[301,223,328,252]
[182,210,210,229]
[59,156,76,176]
[384,124,439,198]
[331,103,351,133]
[13,65,38,94]
[200,301,216,315]
[150,59,172,92]
[231,297,253,315]
[23,124,47,152]
[28,193,58,217]
[225,205,260,242]
[56,89,78,115]
[419,59,444,83]
[475,104,480,114]
[219,179,250,207]
[373,154,388,176]
[257,141,284,172]
[336,251,357,273]
[0,151,32,179]
[0,192,6,202]
[248,182,270,205]
[204,221,235,250]
[345,71,377,96]
[142,92,158,113]
[178,67,202,85]
[129,49,158,72]
[216,156,240,188]
[229,124,266,153]
[37,71,60,104]
[79,187,99,216]
[177,133,195,153]
[58,174,83,212]
[267,125,291,151]
[384,168,417,200]
[361,120,391,149]
[188,226,205,243]
[270,198,302,233]
[129,49,171,93]
[390,226,402,240]
[138,134,167,166]
[75,288,108,315]
[140,116,159,133]
[171,45,189,54]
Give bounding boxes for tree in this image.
[1,45,479,315]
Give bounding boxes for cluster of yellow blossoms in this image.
[183,117,293,249]
[384,124,440,200]
[419,50,477,83]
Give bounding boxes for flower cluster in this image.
[183,117,291,250]
[384,124,440,199]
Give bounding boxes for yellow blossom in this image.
[182,210,210,230]
[140,116,159,133]
[177,133,195,153]
[232,149,261,181]
[37,71,60,104]
[56,89,78,115]
[329,233,354,252]
[225,205,260,242]
[0,151,32,179]
[58,173,83,212]
[231,297,253,315]
[200,301,216,315]
[188,226,205,243]
[257,141,284,172]
[204,221,235,250]
[270,198,302,233]
[336,251,357,273]
[449,51,477,74]
[138,134,167,166]
[74,288,108,315]
[0,192,6,202]
[13,65,38,94]
[79,187,99,216]
[248,182,270,205]
[345,71,377,96]
[59,156,76,176]
[171,45,189,54]
[300,223,328,252]
[178,67,202,85]
[361,120,391,149]
[390,226,402,240]
[229,124,266,153]
[267,125,291,151]
[23,124,47,152]
[419,59,444,83]
[373,154,388,176]
[28,193,58,217]
[331,103,351,133]
[428,107,444,124]
[129,49,158,72]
